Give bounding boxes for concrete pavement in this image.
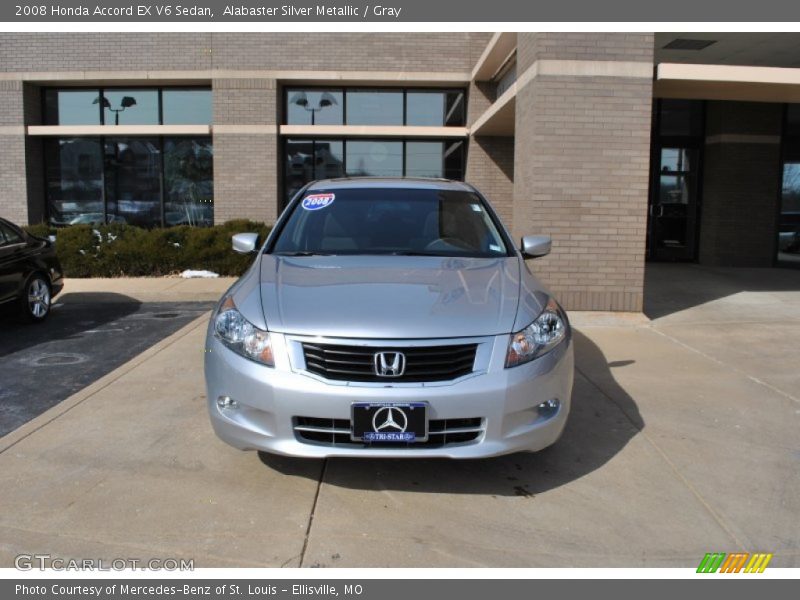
[0,267,797,567]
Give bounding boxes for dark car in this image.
[0,217,64,322]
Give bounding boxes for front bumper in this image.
[204,326,574,459]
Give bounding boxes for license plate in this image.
[351,402,428,442]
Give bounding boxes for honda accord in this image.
[204,178,573,458]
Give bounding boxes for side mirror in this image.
[520,235,551,259]
[232,232,259,254]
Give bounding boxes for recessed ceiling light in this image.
[663,38,717,51]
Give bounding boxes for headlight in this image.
[214,296,274,366]
[505,297,568,368]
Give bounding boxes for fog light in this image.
[537,399,560,419]
[217,396,239,410]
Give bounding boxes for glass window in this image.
[102,90,159,125]
[346,140,403,176]
[104,138,162,227]
[660,148,693,173]
[406,141,443,177]
[444,140,465,180]
[659,99,704,137]
[0,222,23,245]
[405,91,466,127]
[286,89,343,125]
[45,138,104,225]
[272,187,507,257]
[346,91,403,126]
[162,89,212,125]
[44,89,101,125]
[163,137,214,227]
[779,162,800,263]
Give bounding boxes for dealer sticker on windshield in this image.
[302,193,335,210]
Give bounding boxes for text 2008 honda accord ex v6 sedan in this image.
[204,178,574,458]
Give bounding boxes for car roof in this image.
[305,177,476,193]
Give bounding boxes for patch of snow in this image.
[180,269,219,279]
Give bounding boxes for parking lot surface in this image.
[0,266,798,568]
[0,296,214,437]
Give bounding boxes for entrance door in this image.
[648,145,700,261]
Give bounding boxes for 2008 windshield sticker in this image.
[302,193,335,210]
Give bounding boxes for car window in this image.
[0,222,23,246]
[271,188,509,258]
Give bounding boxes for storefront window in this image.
[44,90,101,125]
[164,137,214,227]
[104,138,162,227]
[44,137,104,225]
[284,138,466,204]
[286,89,343,125]
[45,136,213,227]
[162,89,213,125]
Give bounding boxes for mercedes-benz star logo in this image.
[372,406,408,433]
[374,351,406,377]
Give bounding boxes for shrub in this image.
[23,221,272,278]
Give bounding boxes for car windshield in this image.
[271,187,509,257]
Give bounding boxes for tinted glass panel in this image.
[444,140,465,180]
[0,222,23,245]
[104,138,162,227]
[286,89,343,125]
[406,91,466,126]
[103,90,158,125]
[45,137,104,225]
[162,89,212,125]
[779,162,800,263]
[164,137,214,227]
[314,140,345,180]
[346,91,403,125]
[346,141,403,176]
[406,141,443,177]
[659,99,703,137]
[273,188,507,257]
[660,148,693,173]
[44,89,101,125]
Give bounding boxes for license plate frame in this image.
[351,402,428,443]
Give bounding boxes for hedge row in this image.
[24,220,272,278]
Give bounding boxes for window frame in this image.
[282,85,468,127]
[41,85,212,126]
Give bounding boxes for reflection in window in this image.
[164,138,214,227]
[346,91,403,125]
[406,92,465,126]
[661,148,692,173]
[162,90,212,125]
[104,138,162,227]
[346,140,403,176]
[44,90,101,125]
[44,138,104,225]
[658,175,690,205]
[779,162,800,262]
[286,89,343,125]
[102,90,159,125]
[406,141,443,177]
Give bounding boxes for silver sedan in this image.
[204,178,573,458]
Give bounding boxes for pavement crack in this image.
[298,458,328,568]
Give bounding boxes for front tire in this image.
[21,274,51,323]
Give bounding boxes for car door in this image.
[0,221,28,304]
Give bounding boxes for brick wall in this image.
[0,80,28,224]
[699,101,782,267]
[212,79,279,224]
[513,33,654,312]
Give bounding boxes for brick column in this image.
[0,81,29,224]
[699,101,782,267]
[212,78,279,225]
[513,33,654,312]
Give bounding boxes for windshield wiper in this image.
[274,251,334,257]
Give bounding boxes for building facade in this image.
[1,32,798,311]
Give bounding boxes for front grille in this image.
[294,416,483,448]
[301,342,478,383]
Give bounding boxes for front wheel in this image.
[21,274,51,323]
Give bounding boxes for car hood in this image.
[258,255,524,339]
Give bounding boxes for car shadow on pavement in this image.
[0,292,142,358]
[259,330,644,497]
